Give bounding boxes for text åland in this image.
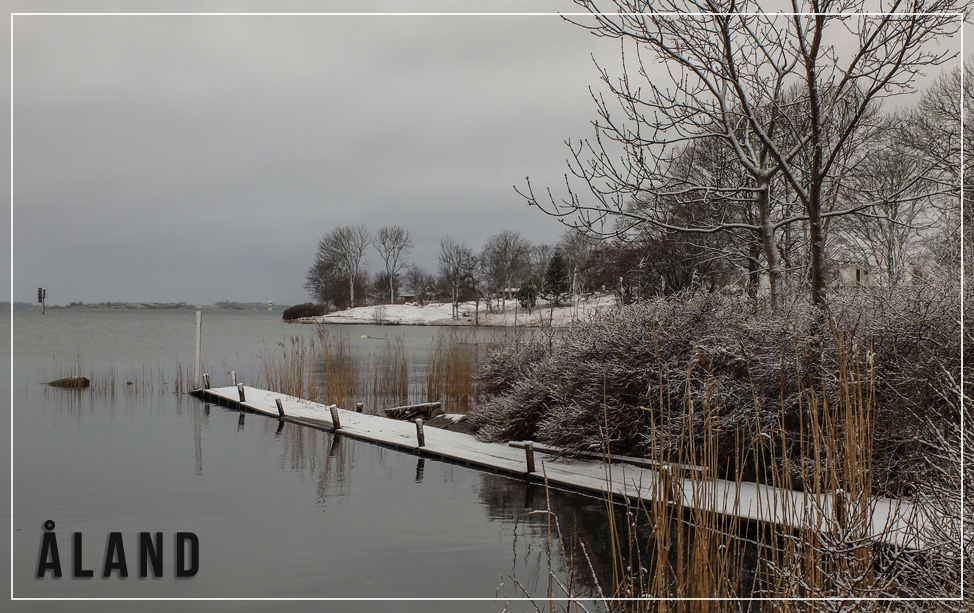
[37,520,199,578]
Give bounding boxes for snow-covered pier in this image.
[191,385,930,551]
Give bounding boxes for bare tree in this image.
[831,116,942,286]
[898,60,971,279]
[481,230,532,312]
[373,225,413,304]
[403,264,436,305]
[438,237,476,319]
[520,0,964,309]
[527,243,553,290]
[308,224,371,309]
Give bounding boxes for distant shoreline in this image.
[295,296,619,328]
[9,301,284,312]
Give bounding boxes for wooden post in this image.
[660,465,673,503]
[414,418,425,447]
[275,398,286,419]
[329,405,341,430]
[525,442,536,473]
[356,402,364,413]
[202,373,210,389]
[193,311,202,390]
[237,383,246,403]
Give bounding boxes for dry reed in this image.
[520,318,944,610]
[41,357,196,399]
[425,332,480,414]
[369,337,409,413]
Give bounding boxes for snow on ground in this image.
[302,295,620,327]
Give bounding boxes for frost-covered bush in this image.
[470,282,963,495]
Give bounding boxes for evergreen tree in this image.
[543,250,570,306]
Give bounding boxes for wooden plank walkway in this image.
[192,385,931,550]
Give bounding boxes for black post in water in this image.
[275,398,286,419]
[525,442,536,474]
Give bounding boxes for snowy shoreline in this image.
[293,295,619,328]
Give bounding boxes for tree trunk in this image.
[807,182,826,307]
[756,181,783,312]
[747,236,761,298]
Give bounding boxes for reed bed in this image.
[425,332,481,414]
[369,337,409,413]
[254,327,486,415]
[495,295,965,609]
[39,357,193,399]
[318,327,356,408]
[514,331,936,611]
[257,335,322,401]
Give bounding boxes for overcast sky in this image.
[6,1,970,306]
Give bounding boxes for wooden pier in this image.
[191,385,931,551]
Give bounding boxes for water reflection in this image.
[12,310,633,602]
[415,457,425,483]
[194,404,203,475]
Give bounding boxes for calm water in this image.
[10,308,615,609]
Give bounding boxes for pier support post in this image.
[356,402,364,413]
[329,405,342,430]
[414,418,425,447]
[237,384,246,403]
[202,373,210,390]
[275,398,286,419]
[524,442,536,473]
[193,311,202,390]
[660,465,673,503]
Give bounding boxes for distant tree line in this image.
[306,6,967,317]
[306,48,967,317]
[304,221,702,318]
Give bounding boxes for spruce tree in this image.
[543,250,570,307]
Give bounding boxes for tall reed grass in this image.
[518,320,948,610]
[40,356,193,399]
[370,337,409,411]
[425,332,481,414]
[256,326,485,415]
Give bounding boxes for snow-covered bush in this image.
[471,282,964,496]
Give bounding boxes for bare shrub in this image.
[281,303,327,321]
[471,282,963,497]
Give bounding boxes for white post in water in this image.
[193,311,202,390]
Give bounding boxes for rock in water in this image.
[48,376,90,389]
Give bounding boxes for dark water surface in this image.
[10,308,612,610]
